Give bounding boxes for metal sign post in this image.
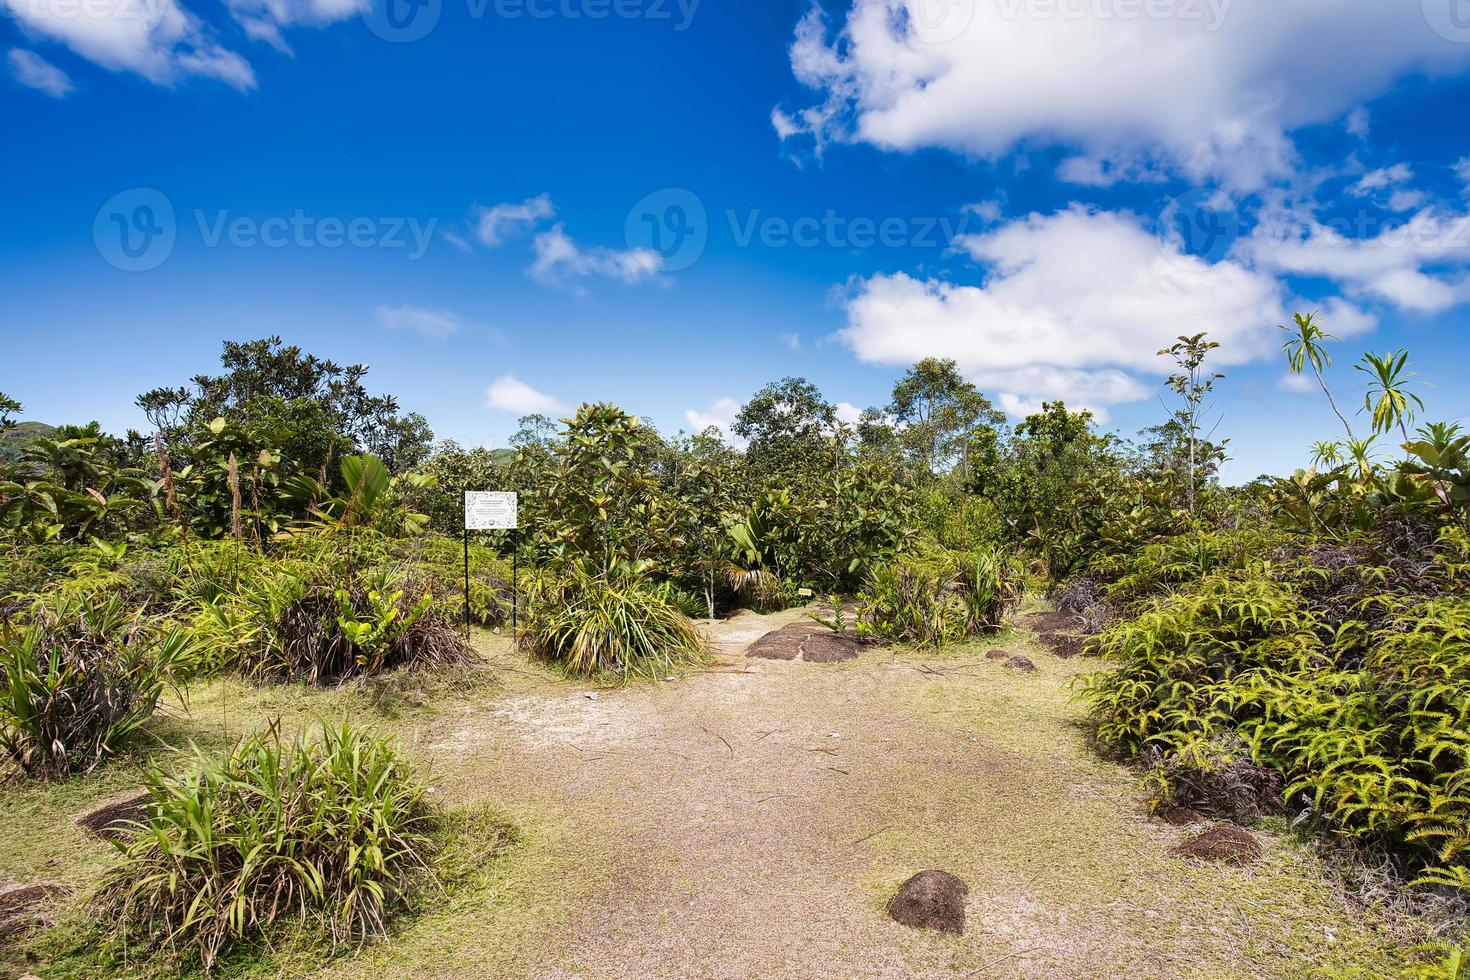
[464,491,519,643]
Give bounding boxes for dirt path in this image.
[295,609,1413,980]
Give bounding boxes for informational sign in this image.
[465,491,517,530]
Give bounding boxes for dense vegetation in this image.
[1,316,1466,970]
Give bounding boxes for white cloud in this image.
[777,2,1470,188]
[834,401,864,425]
[485,376,569,416]
[375,303,462,339]
[1346,107,1370,139]
[474,194,555,246]
[1277,372,1318,395]
[8,48,72,96]
[1242,204,1470,313]
[779,331,802,350]
[2,0,255,89]
[222,0,363,51]
[836,206,1286,416]
[685,396,743,444]
[529,223,662,290]
[1350,164,1413,196]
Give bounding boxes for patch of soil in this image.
[0,883,71,938]
[747,623,863,664]
[887,870,969,935]
[75,792,152,842]
[1171,825,1263,866]
[1160,805,1206,826]
[1003,656,1037,673]
[801,632,862,663]
[1038,632,1086,659]
[1022,611,1078,634]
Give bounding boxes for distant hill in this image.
[0,421,56,463]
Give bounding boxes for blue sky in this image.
[5,1,1470,480]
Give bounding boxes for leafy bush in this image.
[1081,541,1470,888]
[0,594,190,777]
[522,562,705,678]
[199,560,468,685]
[856,545,1021,647]
[95,722,437,971]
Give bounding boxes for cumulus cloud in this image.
[529,223,662,290]
[776,1,1470,187]
[834,401,864,425]
[474,194,556,246]
[685,397,743,444]
[375,303,462,339]
[835,206,1287,417]
[485,375,569,416]
[8,48,72,96]
[1,0,255,89]
[1241,203,1470,313]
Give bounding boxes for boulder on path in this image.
[0,883,71,938]
[1171,824,1262,866]
[75,792,152,842]
[1003,656,1037,673]
[887,870,968,935]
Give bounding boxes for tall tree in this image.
[733,377,837,479]
[1158,332,1223,514]
[886,358,1003,478]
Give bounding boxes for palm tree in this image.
[1356,349,1424,451]
[1280,311,1355,440]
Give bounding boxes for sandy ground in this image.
[305,610,1411,980]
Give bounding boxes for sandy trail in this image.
[322,611,1407,980]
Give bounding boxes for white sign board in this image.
[465,491,518,530]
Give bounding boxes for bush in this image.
[0,594,190,777]
[95,722,438,971]
[522,562,705,678]
[217,563,469,685]
[1080,543,1470,889]
[856,545,1021,647]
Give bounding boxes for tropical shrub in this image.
[856,545,1021,647]
[521,561,705,678]
[95,722,438,971]
[200,560,468,685]
[0,594,191,776]
[1080,535,1470,887]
